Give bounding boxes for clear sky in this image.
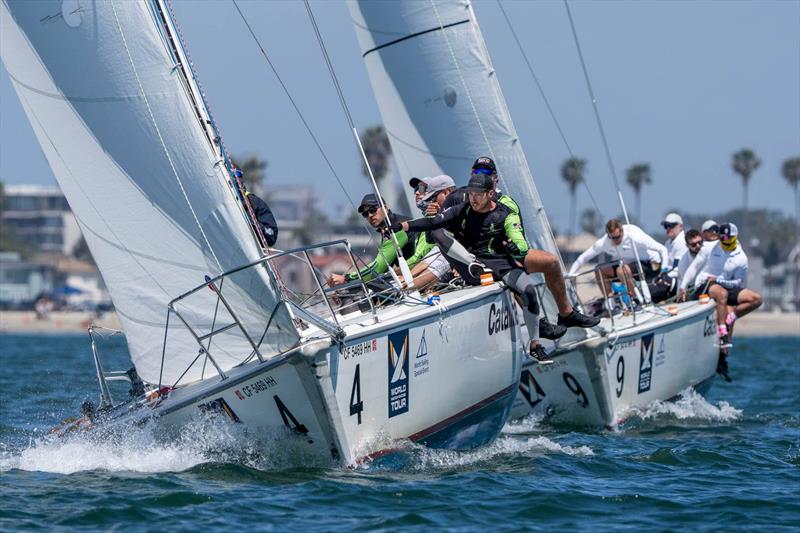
[1,0,798,234]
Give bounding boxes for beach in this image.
[0,310,121,334]
[0,309,796,336]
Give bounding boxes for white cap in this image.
[421,175,456,200]
[701,219,718,232]
[662,212,683,225]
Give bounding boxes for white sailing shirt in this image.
[665,230,688,270]
[680,241,749,291]
[677,240,716,288]
[568,224,669,276]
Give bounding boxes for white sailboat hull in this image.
[128,285,522,465]
[510,301,719,427]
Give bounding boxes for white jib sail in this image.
[1,0,299,385]
[349,0,566,318]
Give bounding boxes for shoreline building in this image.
[1,184,81,257]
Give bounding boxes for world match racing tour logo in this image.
[388,329,410,418]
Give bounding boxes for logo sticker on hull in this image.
[638,333,654,393]
[414,328,430,377]
[388,329,410,418]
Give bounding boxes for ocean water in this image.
[1,333,798,531]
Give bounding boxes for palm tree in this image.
[560,157,586,238]
[230,155,267,196]
[360,125,391,184]
[579,208,600,235]
[783,156,800,230]
[625,163,651,224]
[732,148,761,230]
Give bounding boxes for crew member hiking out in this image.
[327,194,416,287]
[430,157,600,335]
[394,173,562,363]
[403,175,460,290]
[677,223,762,381]
[237,168,278,247]
[568,218,669,310]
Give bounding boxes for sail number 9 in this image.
[562,372,589,408]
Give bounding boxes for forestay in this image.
[0,0,299,384]
[349,0,565,315]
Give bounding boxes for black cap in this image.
[471,156,496,173]
[464,173,495,192]
[409,177,423,189]
[357,193,381,213]
[719,222,739,240]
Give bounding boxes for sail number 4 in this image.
[350,364,364,424]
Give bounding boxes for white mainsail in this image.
[1,0,299,384]
[348,0,560,256]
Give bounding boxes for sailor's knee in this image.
[708,284,726,299]
[541,252,559,271]
[751,292,763,308]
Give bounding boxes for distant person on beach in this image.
[568,219,669,308]
[677,223,762,380]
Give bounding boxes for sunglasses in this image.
[688,240,703,248]
[705,225,719,233]
[472,167,495,176]
[360,206,378,217]
[415,182,428,194]
[608,233,623,241]
[662,222,678,230]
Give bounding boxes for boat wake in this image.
[618,388,742,427]
[358,417,593,472]
[0,416,332,475]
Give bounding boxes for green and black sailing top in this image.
[344,212,417,282]
[403,201,528,262]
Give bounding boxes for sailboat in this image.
[348,0,719,428]
[0,0,523,465]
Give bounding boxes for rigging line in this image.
[230,0,376,245]
[303,0,413,285]
[109,0,223,272]
[302,0,355,132]
[496,0,604,221]
[563,0,626,208]
[563,0,650,301]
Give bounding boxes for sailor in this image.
[676,229,702,291]
[327,194,416,287]
[452,157,600,332]
[393,172,562,363]
[237,169,278,247]
[701,219,720,242]
[662,212,687,271]
[404,175,459,290]
[568,219,669,306]
[677,223,762,380]
[676,229,716,295]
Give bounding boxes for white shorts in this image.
[421,248,451,279]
